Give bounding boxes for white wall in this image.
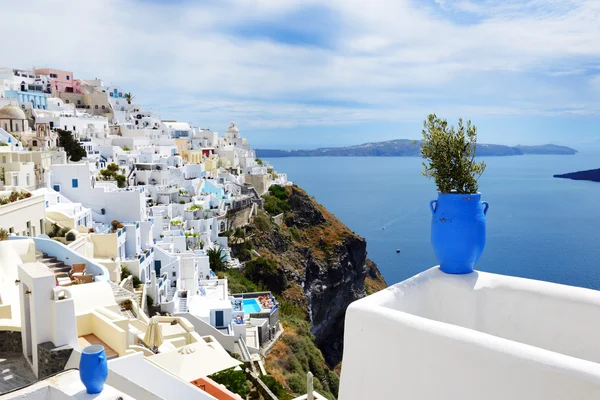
[50,163,146,224]
[339,267,600,400]
[108,352,215,399]
[0,191,45,236]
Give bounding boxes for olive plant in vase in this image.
[420,114,489,274]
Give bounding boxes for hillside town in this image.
[0,67,325,399]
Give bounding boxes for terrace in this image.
[231,291,278,317]
[340,266,600,400]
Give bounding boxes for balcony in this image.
[339,266,600,400]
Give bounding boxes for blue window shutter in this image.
[53,185,60,192]
[72,179,78,188]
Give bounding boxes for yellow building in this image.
[174,138,189,155]
[204,156,219,176]
[182,149,204,164]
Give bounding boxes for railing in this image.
[8,236,110,280]
[239,336,253,363]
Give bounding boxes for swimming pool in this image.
[242,299,261,314]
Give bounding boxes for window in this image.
[66,75,70,80]
[8,227,13,234]
[72,178,78,188]
[26,221,31,236]
[101,105,105,109]
[50,73,58,78]
[45,201,48,207]
[64,125,67,130]
[109,92,113,97]
[95,105,98,109]
[40,219,44,235]
[65,99,69,103]
[77,100,81,105]
[172,272,176,277]
[49,122,54,129]
[26,174,30,186]
[73,126,76,131]
[53,184,60,192]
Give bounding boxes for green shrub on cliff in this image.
[260,375,291,400]
[269,184,289,200]
[225,269,264,294]
[244,257,287,293]
[263,184,291,215]
[253,211,271,232]
[209,368,250,398]
[264,195,290,215]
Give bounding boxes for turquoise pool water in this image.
[243,299,261,314]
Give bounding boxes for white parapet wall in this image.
[339,266,600,400]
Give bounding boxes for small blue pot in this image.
[79,345,108,394]
[430,193,489,274]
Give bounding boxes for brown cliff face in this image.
[236,185,386,366]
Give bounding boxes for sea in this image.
[265,151,600,290]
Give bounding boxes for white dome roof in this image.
[226,122,239,133]
[0,105,26,120]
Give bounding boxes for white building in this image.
[35,98,108,139]
[49,163,147,224]
[45,191,93,230]
[162,121,192,140]
[0,188,45,236]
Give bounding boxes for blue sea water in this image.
[265,152,600,290]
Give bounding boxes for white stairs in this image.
[178,296,188,312]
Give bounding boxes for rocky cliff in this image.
[232,185,386,365]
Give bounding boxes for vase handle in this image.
[482,201,489,215]
[98,355,105,364]
[429,200,437,214]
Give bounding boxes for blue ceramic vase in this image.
[430,193,489,274]
[79,345,108,394]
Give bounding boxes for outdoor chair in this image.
[55,272,73,286]
[78,274,94,283]
[71,263,86,278]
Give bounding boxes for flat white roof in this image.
[147,341,242,381]
[188,296,231,318]
[69,282,117,315]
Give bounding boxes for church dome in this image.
[226,122,239,133]
[0,104,26,120]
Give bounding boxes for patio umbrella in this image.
[144,316,164,350]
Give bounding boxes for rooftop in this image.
[1,370,133,399]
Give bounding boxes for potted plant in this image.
[121,299,133,310]
[420,114,489,274]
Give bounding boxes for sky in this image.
[1,0,600,148]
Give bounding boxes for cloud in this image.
[0,0,599,132]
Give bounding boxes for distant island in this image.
[554,168,600,183]
[256,140,578,158]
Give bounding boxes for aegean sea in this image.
[266,151,600,289]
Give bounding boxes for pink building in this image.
[34,67,82,94]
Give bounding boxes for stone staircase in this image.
[36,253,71,275]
